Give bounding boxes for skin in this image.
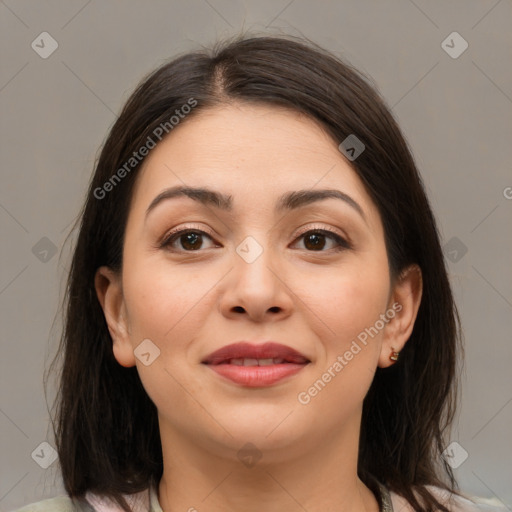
[95,103,422,512]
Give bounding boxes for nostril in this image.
[232,306,281,313]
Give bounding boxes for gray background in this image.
[1,0,511,510]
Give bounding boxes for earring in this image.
[389,349,399,361]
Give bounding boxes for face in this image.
[97,103,419,464]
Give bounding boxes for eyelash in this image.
[160,224,351,253]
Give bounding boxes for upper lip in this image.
[202,342,310,365]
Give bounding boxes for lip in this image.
[202,342,310,388]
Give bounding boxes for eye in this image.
[160,225,351,253]
[292,227,351,252]
[160,227,219,252]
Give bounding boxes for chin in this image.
[209,409,313,452]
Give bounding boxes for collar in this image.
[377,481,395,512]
[148,481,393,511]
[148,483,163,512]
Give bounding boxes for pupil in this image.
[305,233,325,250]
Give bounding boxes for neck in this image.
[156,414,379,512]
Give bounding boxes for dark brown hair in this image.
[48,34,462,511]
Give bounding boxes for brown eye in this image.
[303,232,327,250]
[161,229,217,252]
[293,229,350,252]
[178,231,203,251]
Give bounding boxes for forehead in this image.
[129,103,378,222]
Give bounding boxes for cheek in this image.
[296,260,389,416]
[296,275,386,421]
[301,262,390,347]
[122,260,212,344]
[120,260,216,418]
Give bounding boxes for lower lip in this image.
[205,363,308,387]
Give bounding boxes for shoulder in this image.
[389,486,508,511]
[11,486,155,512]
[10,495,90,512]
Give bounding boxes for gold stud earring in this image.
[389,349,399,361]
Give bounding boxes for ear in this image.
[94,266,136,368]
[378,264,423,368]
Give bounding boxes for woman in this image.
[13,35,505,512]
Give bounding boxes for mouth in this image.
[202,342,310,387]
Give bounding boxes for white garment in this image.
[12,483,509,511]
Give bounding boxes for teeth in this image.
[227,358,287,366]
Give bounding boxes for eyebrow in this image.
[145,185,366,221]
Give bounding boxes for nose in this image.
[219,239,294,323]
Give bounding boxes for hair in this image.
[47,33,462,512]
